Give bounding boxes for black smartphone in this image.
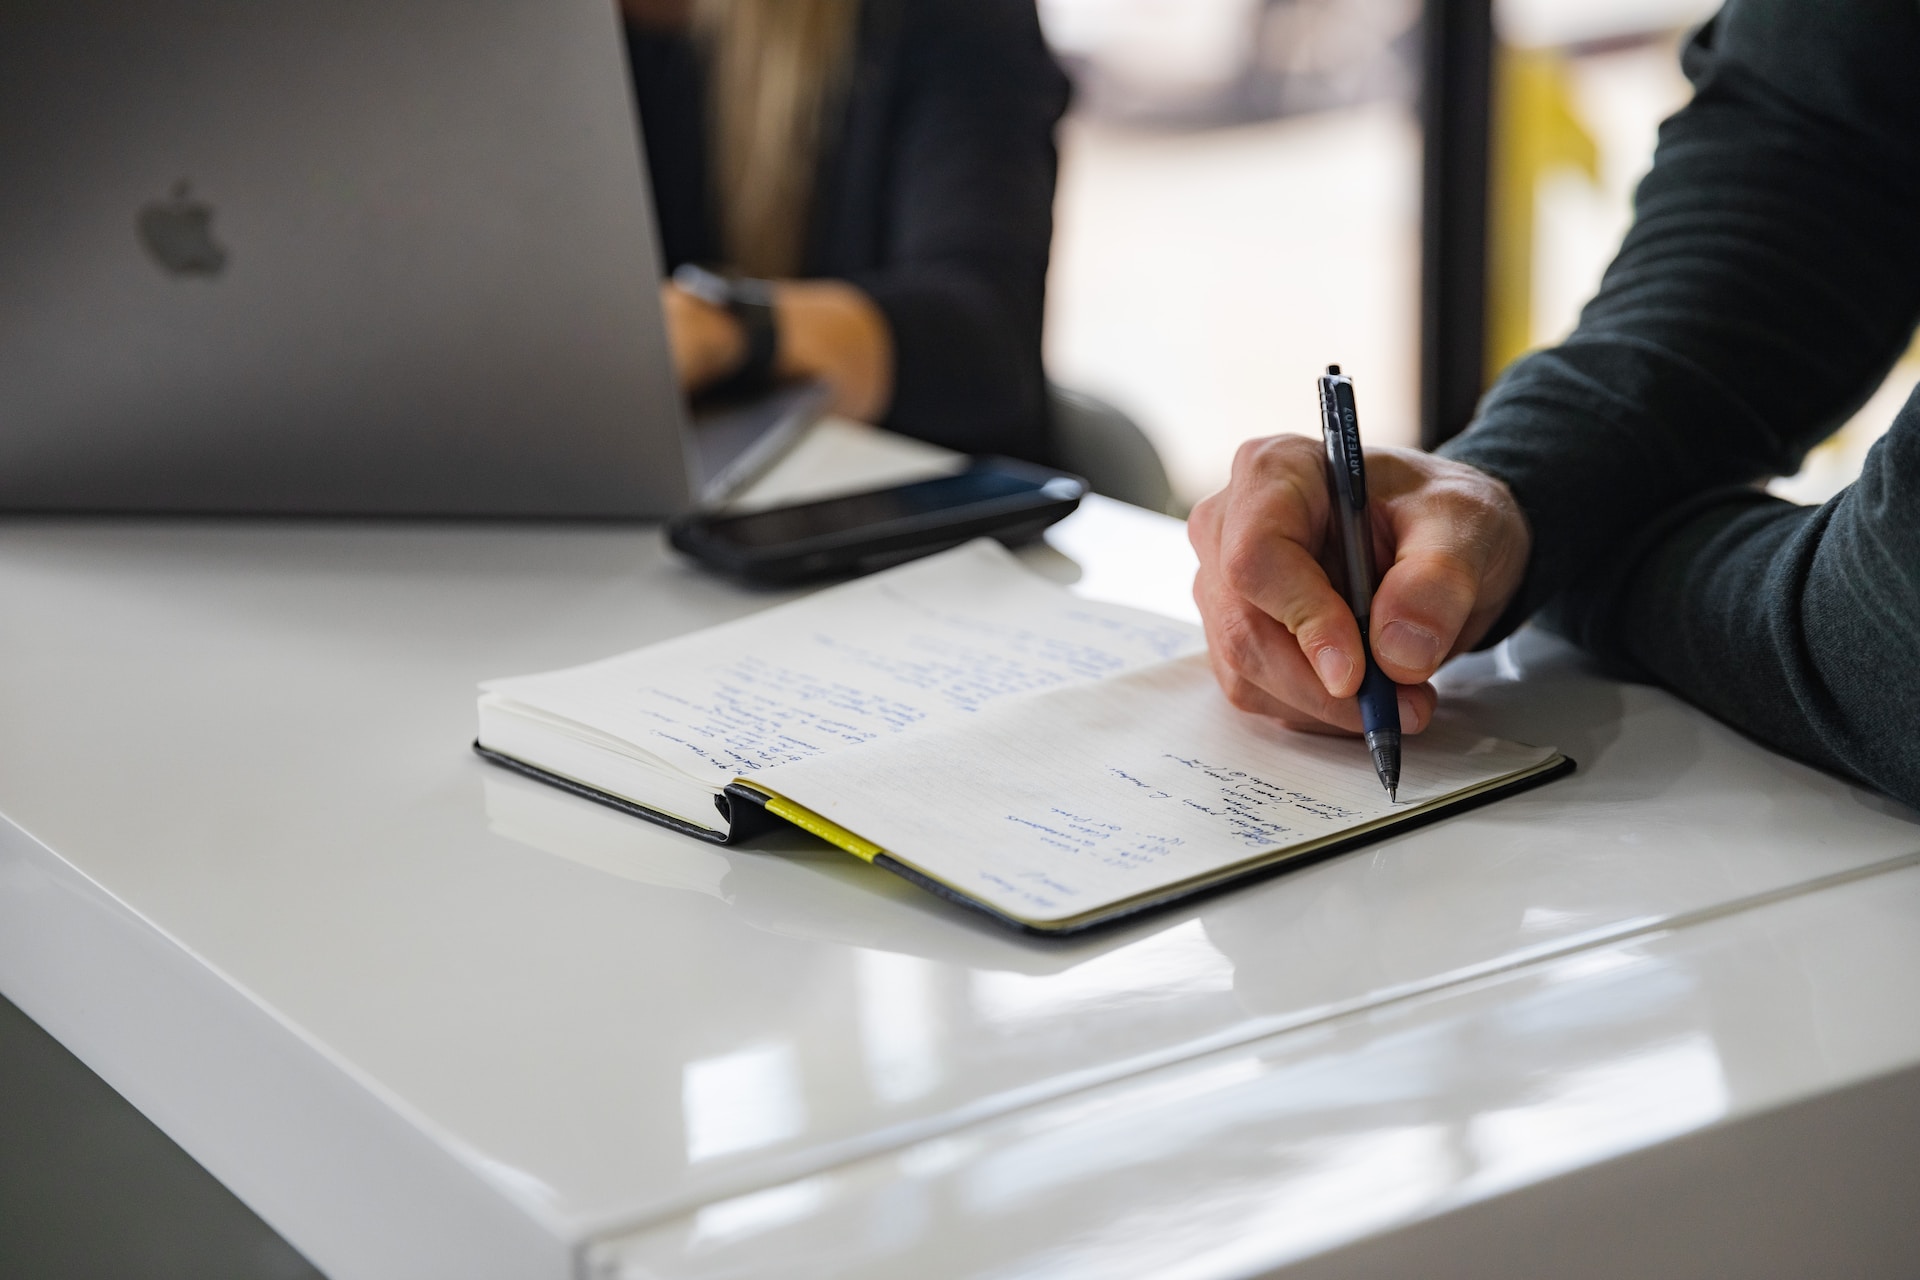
[667,457,1087,584]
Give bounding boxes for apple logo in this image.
[138,180,228,277]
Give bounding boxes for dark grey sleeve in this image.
[1431,0,1920,804]
[1439,0,1920,633]
[1607,395,1920,808]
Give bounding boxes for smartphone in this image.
[667,457,1087,584]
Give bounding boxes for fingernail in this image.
[1312,646,1353,694]
[1397,694,1421,729]
[1378,620,1443,674]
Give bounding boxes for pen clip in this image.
[1317,370,1367,511]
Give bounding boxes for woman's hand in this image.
[1188,434,1532,735]
[769,279,893,423]
[661,282,747,394]
[659,278,894,423]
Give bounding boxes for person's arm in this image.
[1607,410,1920,807]
[1192,0,1920,748]
[833,0,1070,461]
[1190,0,1920,790]
[658,0,1065,451]
[1440,0,1920,644]
[663,278,893,422]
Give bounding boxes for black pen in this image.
[1316,365,1401,802]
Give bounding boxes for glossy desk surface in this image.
[3,424,1918,1280]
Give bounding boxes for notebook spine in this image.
[717,783,790,842]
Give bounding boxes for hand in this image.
[660,278,894,422]
[772,279,893,423]
[1188,434,1531,735]
[660,282,746,393]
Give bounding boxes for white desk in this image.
[4,423,1919,1279]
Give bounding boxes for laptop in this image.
[0,0,819,518]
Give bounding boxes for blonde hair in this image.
[694,0,860,279]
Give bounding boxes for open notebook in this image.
[477,541,1570,932]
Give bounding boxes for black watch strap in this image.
[725,277,779,392]
[670,263,779,395]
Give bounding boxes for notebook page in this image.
[481,541,1203,787]
[752,654,1558,926]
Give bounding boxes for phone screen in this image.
[711,468,1068,549]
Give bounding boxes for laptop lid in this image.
[0,0,724,518]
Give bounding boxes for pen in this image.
[1316,365,1401,802]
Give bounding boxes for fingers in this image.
[659,283,745,392]
[1367,460,1528,684]
[1197,564,1363,732]
[1230,540,1365,697]
[659,285,697,387]
[1194,550,1437,736]
[1192,439,1530,734]
[1213,436,1367,698]
[1370,536,1480,683]
[1197,583,1439,734]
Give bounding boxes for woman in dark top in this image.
[620,0,1070,463]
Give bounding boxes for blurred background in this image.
[1038,0,1916,509]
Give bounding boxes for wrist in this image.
[672,263,779,393]
[770,279,894,421]
[696,307,748,386]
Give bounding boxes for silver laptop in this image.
[0,0,818,517]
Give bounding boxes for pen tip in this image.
[1388,786,1397,804]
[1326,363,1341,376]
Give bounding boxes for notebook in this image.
[476,541,1571,932]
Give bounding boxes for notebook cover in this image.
[472,742,787,845]
[747,754,1577,936]
[479,742,1574,936]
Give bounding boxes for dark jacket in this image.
[625,0,1071,463]
[1440,0,1920,807]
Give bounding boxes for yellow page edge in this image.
[748,786,886,864]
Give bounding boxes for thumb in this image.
[1368,526,1487,684]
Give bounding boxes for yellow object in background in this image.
[1487,47,1601,384]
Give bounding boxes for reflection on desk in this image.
[599,859,1920,1278]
